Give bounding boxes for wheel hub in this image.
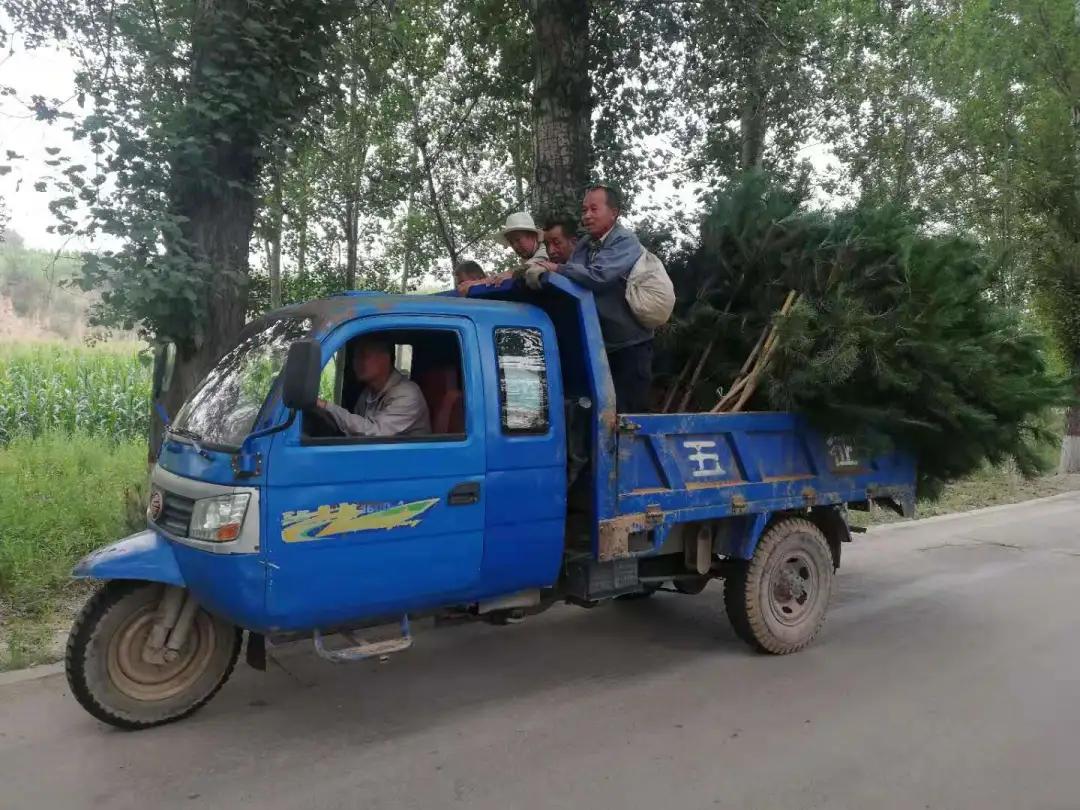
[768,551,817,625]
[106,606,216,702]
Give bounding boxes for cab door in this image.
[263,315,485,631]
[477,322,567,595]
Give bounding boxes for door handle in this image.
[447,481,481,506]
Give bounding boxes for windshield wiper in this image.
[168,426,201,442]
[167,426,213,459]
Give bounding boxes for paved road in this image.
[2,496,1079,810]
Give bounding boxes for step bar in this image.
[313,616,412,663]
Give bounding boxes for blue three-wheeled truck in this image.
[65,275,916,728]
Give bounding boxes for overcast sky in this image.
[0,35,107,253]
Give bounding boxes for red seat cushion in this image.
[416,366,464,434]
[441,389,465,434]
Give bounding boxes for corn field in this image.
[0,343,150,443]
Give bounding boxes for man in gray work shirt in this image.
[315,336,431,437]
[537,185,652,412]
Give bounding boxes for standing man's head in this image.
[453,260,486,286]
[352,335,395,390]
[498,212,544,261]
[543,217,579,264]
[581,185,621,241]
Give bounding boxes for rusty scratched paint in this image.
[597,513,653,561]
[240,292,530,342]
[684,480,740,491]
[373,298,396,312]
[600,408,618,432]
[761,473,813,484]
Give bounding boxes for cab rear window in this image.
[494,327,549,434]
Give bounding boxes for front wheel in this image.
[66,581,241,729]
[723,517,833,654]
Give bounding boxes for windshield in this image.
[173,317,313,447]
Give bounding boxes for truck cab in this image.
[142,274,647,631]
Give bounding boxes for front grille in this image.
[157,491,195,538]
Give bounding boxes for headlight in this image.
[190,494,250,542]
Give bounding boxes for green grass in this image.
[2,615,62,671]
[851,462,1080,527]
[0,434,146,614]
[1,434,147,669]
[0,342,150,443]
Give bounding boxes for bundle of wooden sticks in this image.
[660,290,800,414]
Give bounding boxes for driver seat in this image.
[415,366,465,434]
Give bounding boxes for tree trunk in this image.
[739,0,767,170]
[400,193,415,293]
[344,198,358,290]
[1064,1,1080,473]
[297,224,307,283]
[512,118,526,208]
[151,0,258,457]
[529,0,591,218]
[268,160,283,309]
[160,168,255,422]
[416,140,459,267]
[340,47,369,293]
[1062,366,1080,474]
[294,146,312,286]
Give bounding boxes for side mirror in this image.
[152,342,177,399]
[282,340,322,411]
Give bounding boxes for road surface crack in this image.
[918,540,1023,553]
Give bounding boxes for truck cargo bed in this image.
[594,410,916,560]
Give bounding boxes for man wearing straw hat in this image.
[498,211,549,269]
[455,212,549,295]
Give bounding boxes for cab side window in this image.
[495,327,550,434]
[319,349,342,404]
[302,328,466,442]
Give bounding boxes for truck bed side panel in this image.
[601,411,916,560]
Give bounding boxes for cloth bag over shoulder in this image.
[625,249,675,329]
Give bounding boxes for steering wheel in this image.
[302,406,346,438]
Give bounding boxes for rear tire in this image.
[66,581,241,729]
[723,517,833,654]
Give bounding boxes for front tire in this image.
[66,581,241,729]
[723,517,833,654]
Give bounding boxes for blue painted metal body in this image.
[73,277,917,634]
[73,530,185,587]
[610,410,915,558]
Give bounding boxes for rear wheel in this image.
[66,581,241,729]
[723,517,833,654]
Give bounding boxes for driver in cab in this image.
[315,335,431,437]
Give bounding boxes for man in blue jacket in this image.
[538,185,652,412]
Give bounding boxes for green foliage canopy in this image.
[663,173,1071,497]
[8,0,352,349]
